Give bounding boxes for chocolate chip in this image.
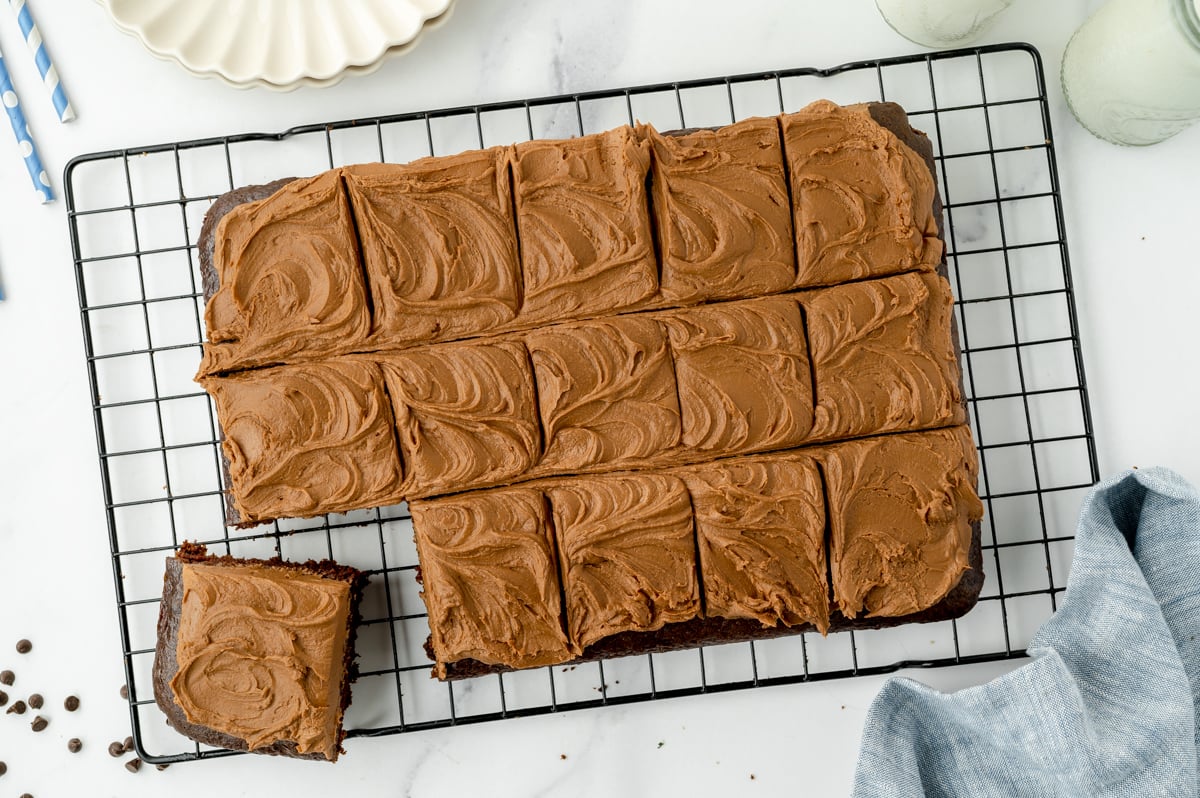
[0,690,7,706]
[20,793,31,798]
[15,639,31,654]
[156,763,170,771]
[68,738,82,753]
[108,741,124,758]
[27,693,42,709]
[6,700,26,715]
[0,760,6,776]
[119,684,129,700]
[31,715,48,732]
[125,758,142,773]
[123,735,134,753]
[0,670,13,685]
[64,695,80,711]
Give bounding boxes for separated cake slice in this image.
[152,543,367,761]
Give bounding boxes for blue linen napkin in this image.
[852,467,1200,797]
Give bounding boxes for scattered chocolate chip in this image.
[15,639,31,654]
[64,695,80,712]
[31,715,48,732]
[0,760,6,776]
[7,700,26,715]
[20,793,31,798]
[125,757,142,773]
[123,735,134,753]
[559,753,567,760]
[27,693,43,709]
[0,670,13,685]
[119,684,129,700]
[108,741,124,758]
[0,690,7,706]
[68,738,82,753]
[156,763,170,771]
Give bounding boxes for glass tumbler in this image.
[875,0,1015,48]
[1061,0,1200,145]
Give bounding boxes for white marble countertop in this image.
[1,1,1198,795]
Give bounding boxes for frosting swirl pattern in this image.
[512,127,659,324]
[801,271,966,442]
[782,100,942,287]
[202,359,405,523]
[200,171,371,376]
[526,316,681,473]
[547,473,699,649]
[171,562,350,759]
[411,487,576,674]
[821,426,983,619]
[662,296,813,456]
[379,340,541,498]
[343,151,520,348]
[681,454,829,632]
[643,118,795,304]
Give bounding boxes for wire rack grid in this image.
[66,42,1098,763]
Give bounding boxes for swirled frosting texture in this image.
[548,473,699,649]
[782,100,942,288]
[512,127,659,324]
[681,454,829,632]
[203,359,405,523]
[801,271,966,441]
[643,118,795,304]
[526,316,681,473]
[411,487,576,674]
[379,340,541,497]
[171,563,351,760]
[822,426,982,619]
[662,297,813,456]
[343,151,520,348]
[199,171,371,376]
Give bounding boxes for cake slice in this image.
[196,171,372,377]
[642,117,795,304]
[152,543,367,761]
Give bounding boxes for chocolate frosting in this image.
[379,340,541,498]
[199,171,371,376]
[643,118,795,304]
[821,426,983,619]
[512,127,659,324]
[170,562,351,760]
[547,473,699,649]
[410,487,576,673]
[526,316,682,473]
[802,271,966,441]
[202,359,405,523]
[342,151,520,348]
[781,100,942,288]
[662,296,813,456]
[681,455,829,632]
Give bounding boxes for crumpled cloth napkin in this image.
[852,467,1200,798]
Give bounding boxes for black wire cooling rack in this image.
[66,42,1098,763]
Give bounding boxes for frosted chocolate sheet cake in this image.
[182,99,984,684]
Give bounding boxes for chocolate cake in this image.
[152,543,367,761]
[190,99,985,684]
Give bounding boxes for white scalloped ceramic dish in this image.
[98,0,455,90]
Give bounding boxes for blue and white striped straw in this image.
[0,46,54,203]
[9,0,73,122]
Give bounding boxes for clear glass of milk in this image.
[875,0,1015,48]
[1062,0,1200,145]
